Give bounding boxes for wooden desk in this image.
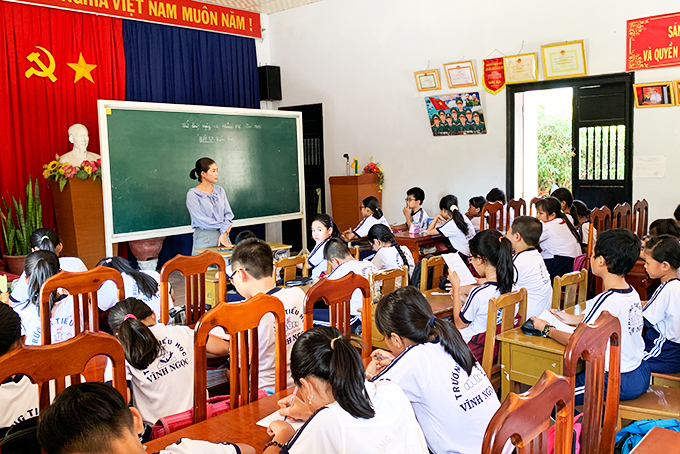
[630,426,680,453]
[195,243,292,260]
[144,388,295,453]
[394,232,445,262]
[422,288,453,319]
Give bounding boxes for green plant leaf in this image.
[76,170,89,179]
[59,178,67,191]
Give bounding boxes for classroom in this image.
[1,0,680,453]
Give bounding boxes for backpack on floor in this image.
[615,418,680,454]
[547,413,583,454]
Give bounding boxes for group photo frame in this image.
[424,92,486,136]
[633,81,675,108]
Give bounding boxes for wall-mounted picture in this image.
[503,53,538,84]
[443,60,477,88]
[633,82,675,108]
[675,80,680,106]
[541,40,587,79]
[414,69,441,91]
[424,92,486,136]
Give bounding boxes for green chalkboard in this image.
[101,104,301,237]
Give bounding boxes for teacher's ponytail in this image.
[189,157,216,182]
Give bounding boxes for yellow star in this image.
[67,53,97,83]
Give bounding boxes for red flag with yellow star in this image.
[0,1,125,225]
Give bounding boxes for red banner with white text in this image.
[627,11,680,70]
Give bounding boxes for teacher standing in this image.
[186,157,234,253]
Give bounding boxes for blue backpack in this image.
[615,418,680,454]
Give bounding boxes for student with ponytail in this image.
[427,194,475,258]
[307,214,340,279]
[535,197,582,280]
[570,200,595,251]
[367,224,415,278]
[367,286,499,454]
[264,326,427,454]
[450,229,516,361]
[344,196,391,240]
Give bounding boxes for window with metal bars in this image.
[578,125,626,181]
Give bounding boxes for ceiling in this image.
[195,0,325,14]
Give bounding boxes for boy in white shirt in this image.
[402,187,429,232]
[36,382,254,454]
[531,229,650,405]
[506,216,552,318]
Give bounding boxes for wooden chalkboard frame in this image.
[97,100,306,256]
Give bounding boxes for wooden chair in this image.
[506,198,526,231]
[419,255,446,292]
[613,202,633,231]
[482,288,527,389]
[529,196,544,216]
[349,245,361,260]
[275,254,308,282]
[551,270,588,310]
[369,267,408,349]
[563,311,621,454]
[40,266,125,345]
[160,251,226,326]
[303,272,372,358]
[633,199,649,238]
[0,331,127,411]
[482,370,574,454]
[587,206,612,260]
[193,294,286,423]
[480,201,504,231]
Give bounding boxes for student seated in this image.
[551,187,575,225]
[367,286,499,454]
[427,194,475,259]
[648,218,680,238]
[531,229,650,405]
[534,197,582,281]
[571,200,596,252]
[265,327,428,453]
[36,382,254,454]
[366,224,415,278]
[307,214,340,279]
[485,187,506,205]
[466,196,486,233]
[641,235,680,374]
[506,216,552,318]
[402,187,429,232]
[343,196,390,240]
[315,238,377,333]
[675,204,680,223]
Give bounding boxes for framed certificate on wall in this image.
[414,69,441,91]
[541,40,587,79]
[503,53,538,84]
[443,60,477,88]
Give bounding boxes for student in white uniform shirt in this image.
[506,216,552,318]
[265,326,428,454]
[450,230,516,362]
[307,214,340,279]
[427,194,475,259]
[11,250,75,346]
[640,235,680,374]
[36,382,255,454]
[551,187,576,226]
[367,286,499,454]
[571,200,596,252]
[107,298,229,437]
[0,304,39,430]
[8,228,86,306]
[96,256,171,322]
[314,238,377,332]
[367,224,415,278]
[402,187,429,232]
[466,196,486,233]
[343,196,391,240]
[535,197,582,281]
[531,229,650,406]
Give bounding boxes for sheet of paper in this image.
[536,309,576,334]
[0,275,6,293]
[633,155,666,178]
[256,409,304,431]
[441,253,477,286]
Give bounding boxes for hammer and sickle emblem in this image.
[25,46,57,82]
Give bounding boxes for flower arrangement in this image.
[363,162,384,192]
[43,156,102,191]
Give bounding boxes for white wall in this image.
[264,0,680,223]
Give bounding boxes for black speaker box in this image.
[258,65,282,101]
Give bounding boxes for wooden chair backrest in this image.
[529,196,544,216]
[419,255,446,291]
[40,266,124,345]
[633,199,649,238]
[482,288,527,379]
[563,311,621,454]
[349,245,361,260]
[0,331,127,411]
[587,206,612,260]
[506,198,527,231]
[159,251,226,326]
[551,270,588,310]
[369,266,408,302]
[480,201,504,231]
[613,202,633,231]
[193,294,286,422]
[482,370,574,454]
[303,272,372,358]
[276,254,308,282]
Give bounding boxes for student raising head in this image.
[534,196,582,281]
[427,194,475,258]
[466,195,486,233]
[367,286,499,454]
[366,224,415,278]
[450,229,515,361]
[402,187,429,232]
[343,196,391,240]
[307,214,340,279]
[265,326,428,454]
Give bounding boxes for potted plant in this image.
[1,178,43,274]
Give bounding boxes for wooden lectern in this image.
[329,174,381,232]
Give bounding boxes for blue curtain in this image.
[122,20,261,264]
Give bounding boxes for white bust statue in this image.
[58,124,101,166]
